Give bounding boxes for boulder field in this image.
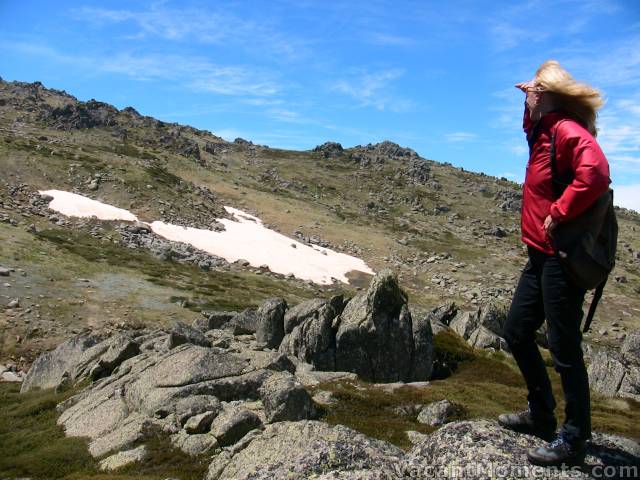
[20,271,640,478]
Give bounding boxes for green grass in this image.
[0,383,208,480]
[0,384,96,479]
[34,227,343,312]
[143,165,183,187]
[315,331,640,450]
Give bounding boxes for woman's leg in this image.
[503,258,556,420]
[540,256,590,443]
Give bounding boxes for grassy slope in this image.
[0,219,349,361]
[0,383,210,480]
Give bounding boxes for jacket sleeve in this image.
[523,103,533,139]
[549,123,610,223]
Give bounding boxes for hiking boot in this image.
[497,409,557,441]
[527,435,587,467]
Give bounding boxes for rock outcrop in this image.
[279,296,343,371]
[313,141,344,158]
[255,298,287,349]
[588,331,640,401]
[279,270,434,382]
[20,313,640,477]
[40,100,119,130]
[206,420,405,480]
[448,302,508,351]
[335,270,432,382]
[43,329,316,459]
[405,420,640,478]
[21,333,103,392]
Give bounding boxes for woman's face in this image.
[526,87,545,115]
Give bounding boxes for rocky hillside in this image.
[1,77,638,366]
[4,270,640,478]
[0,78,639,478]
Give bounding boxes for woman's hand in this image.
[543,215,558,238]
[515,81,535,93]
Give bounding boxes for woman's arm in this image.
[549,122,610,223]
[515,82,534,138]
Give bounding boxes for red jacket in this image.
[521,106,611,255]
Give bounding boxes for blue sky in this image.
[1,0,639,210]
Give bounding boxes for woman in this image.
[498,60,611,467]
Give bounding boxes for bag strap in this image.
[549,121,571,199]
[583,278,607,333]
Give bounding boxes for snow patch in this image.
[39,190,138,222]
[39,190,374,285]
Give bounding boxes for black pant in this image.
[503,246,590,443]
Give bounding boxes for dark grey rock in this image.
[195,311,237,331]
[406,420,640,478]
[427,302,458,327]
[225,308,258,335]
[449,302,507,351]
[411,309,434,381]
[468,326,506,350]
[258,372,317,423]
[284,298,328,334]
[21,334,103,392]
[255,298,287,349]
[588,343,640,402]
[184,410,218,434]
[174,395,222,426]
[167,322,211,349]
[204,141,228,155]
[313,141,344,158]
[485,226,507,238]
[171,431,220,456]
[588,349,628,397]
[335,270,417,382]
[89,335,140,381]
[279,301,339,371]
[619,365,640,401]
[207,420,404,480]
[416,399,457,426]
[622,331,640,361]
[450,311,478,339]
[210,408,263,447]
[258,352,296,373]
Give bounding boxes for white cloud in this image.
[563,36,640,87]
[266,108,302,122]
[367,32,415,46]
[613,183,640,212]
[484,0,619,52]
[333,69,411,112]
[597,92,640,181]
[444,132,477,143]
[71,5,308,60]
[1,41,281,98]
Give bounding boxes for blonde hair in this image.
[534,60,604,136]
